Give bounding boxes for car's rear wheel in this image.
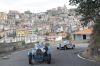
[57,47,59,49]
[72,47,74,49]
[47,60,51,64]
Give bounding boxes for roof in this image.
[73,28,92,35]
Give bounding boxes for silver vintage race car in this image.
[28,42,51,65]
[57,40,75,50]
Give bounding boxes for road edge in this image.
[0,48,31,62]
[77,53,96,62]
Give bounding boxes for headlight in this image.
[41,48,46,53]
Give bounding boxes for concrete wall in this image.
[73,34,90,41]
[74,34,82,41]
[86,35,90,40]
[0,41,36,53]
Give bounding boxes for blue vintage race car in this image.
[28,42,51,64]
[57,40,75,50]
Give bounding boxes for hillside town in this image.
[0,5,92,44]
[0,0,100,66]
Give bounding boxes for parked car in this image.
[57,40,75,50]
[28,42,51,65]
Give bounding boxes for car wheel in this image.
[57,47,59,49]
[47,60,51,64]
[72,47,74,49]
[64,45,67,50]
[28,55,32,64]
[47,54,51,64]
[72,45,75,49]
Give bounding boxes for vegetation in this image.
[64,33,71,40]
[45,32,49,36]
[0,36,3,39]
[22,41,25,45]
[69,0,100,56]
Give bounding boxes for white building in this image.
[72,28,92,41]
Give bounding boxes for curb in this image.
[77,53,96,62]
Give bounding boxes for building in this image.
[0,12,7,25]
[0,12,7,21]
[0,32,4,37]
[27,28,36,36]
[16,29,27,37]
[72,28,92,41]
[7,10,20,19]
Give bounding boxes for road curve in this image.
[0,44,100,66]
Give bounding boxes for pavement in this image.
[0,43,100,66]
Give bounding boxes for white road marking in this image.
[77,53,96,62]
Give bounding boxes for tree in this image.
[0,36,3,39]
[64,33,71,40]
[69,0,100,56]
[45,32,49,36]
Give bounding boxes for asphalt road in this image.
[0,44,100,66]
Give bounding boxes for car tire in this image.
[72,45,75,49]
[72,47,74,49]
[28,55,32,65]
[47,54,51,64]
[57,47,59,49]
[47,60,51,64]
[64,45,67,50]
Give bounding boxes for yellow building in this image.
[16,29,27,37]
[0,32,4,37]
[0,12,7,21]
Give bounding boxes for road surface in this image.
[0,44,100,66]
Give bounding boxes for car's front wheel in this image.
[72,45,75,49]
[64,45,67,50]
[28,55,32,64]
[47,54,51,64]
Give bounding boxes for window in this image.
[83,35,86,40]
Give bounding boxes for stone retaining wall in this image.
[0,41,35,53]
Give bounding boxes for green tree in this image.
[69,0,100,56]
[64,33,71,40]
[0,36,3,39]
[45,32,49,36]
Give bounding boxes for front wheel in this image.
[28,55,32,64]
[64,45,67,50]
[72,45,75,49]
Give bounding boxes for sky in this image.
[0,0,76,13]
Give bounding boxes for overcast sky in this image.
[0,0,76,13]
